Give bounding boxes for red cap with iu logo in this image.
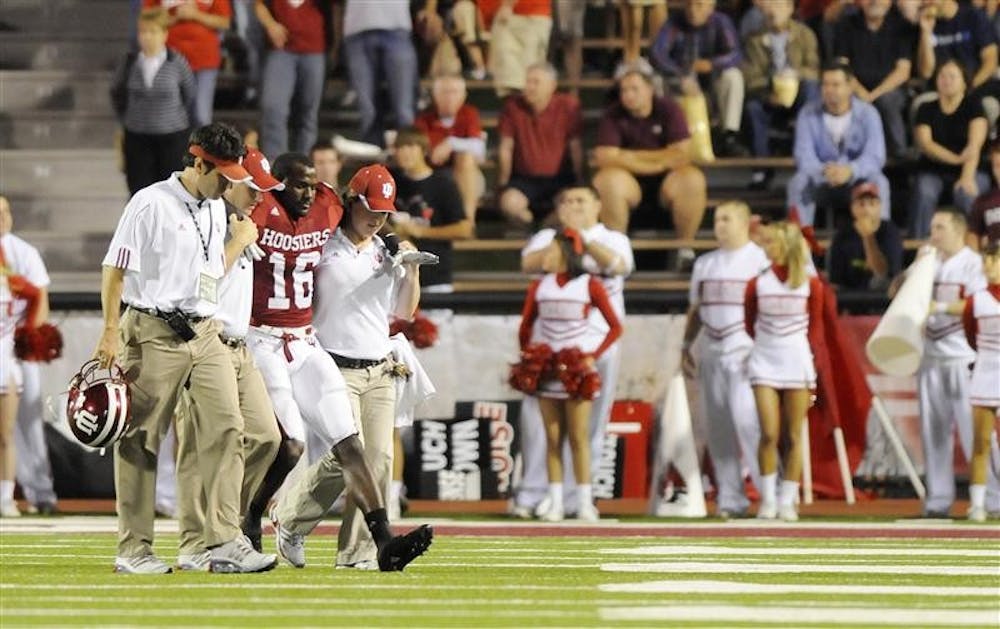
[348,164,397,212]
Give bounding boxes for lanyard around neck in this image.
[185,201,213,263]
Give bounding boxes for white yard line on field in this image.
[600,561,1000,576]
[598,605,998,626]
[600,545,1000,558]
[598,579,1000,596]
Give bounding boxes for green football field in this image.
[1,517,998,627]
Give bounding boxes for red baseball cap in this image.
[851,181,880,201]
[348,164,397,212]
[242,148,284,192]
[189,144,251,183]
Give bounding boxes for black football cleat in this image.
[377,524,433,572]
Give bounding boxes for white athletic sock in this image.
[760,473,777,505]
[779,480,800,507]
[578,484,593,511]
[390,480,403,502]
[969,484,987,509]
[0,480,13,503]
[548,483,564,511]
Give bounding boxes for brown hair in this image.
[394,126,430,154]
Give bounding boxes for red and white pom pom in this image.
[553,347,602,400]
[508,343,554,395]
[14,323,64,362]
[389,311,439,349]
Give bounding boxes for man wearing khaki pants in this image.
[94,123,278,574]
[173,147,285,571]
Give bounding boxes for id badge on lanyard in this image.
[197,272,219,304]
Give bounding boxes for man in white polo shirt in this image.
[513,185,634,519]
[172,147,285,570]
[95,122,277,574]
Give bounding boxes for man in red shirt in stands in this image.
[592,61,707,270]
[497,62,584,226]
[144,0,232,127]
[415,73,486,223]
[255,0,333,158]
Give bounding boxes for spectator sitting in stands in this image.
[111,7,195,195]
[910,59,989,238]
[310,140,343,189]
[497,62,584,227]
[827,181,903,291]
[591,61,707,270]
[787,59,889,228]
[144,0,231,128]
[389,127,473,292]
[970,140,1000,249]
[917,0,997,90]
[742,0,820,189]
[415,74,486,223]
[649,0,747,157]
[834,0,915,160]
[480,0,552,97]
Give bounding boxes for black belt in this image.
[329,352,386,370]
[128,305,209,324]
[219,335,245,348]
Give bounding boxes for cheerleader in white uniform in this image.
[516,230,623,522]
[958,243,1000,522]
[0,267,25,516]
[744,221,824,521]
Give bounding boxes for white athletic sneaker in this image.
[177,550,212,572]
[507,501,533,520]
[114,553,173,574]
[778,505,799,522]
[577,503,600,522]
[967,506,987,523]
[533,496,553,518]
[209,536,278,574]
[0,500,22,518]
[271,507,306,568]
[756,502,778,520]
[335,559,378,570]
[654,490,708,518]
[539,506,564,522]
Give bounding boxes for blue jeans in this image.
[745,80,819,157]
[908,170,991,238]
[259,50,325,158]
[193,69,219,128]
[343,29,418,145]
[233,0,263,91]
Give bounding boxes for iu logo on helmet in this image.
[74,408,100,437]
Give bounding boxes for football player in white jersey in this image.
[745,221,825,521]
[682,201,768,518]
[906,208,999,517]
[514,186,634,518]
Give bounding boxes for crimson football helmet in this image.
[66,359,131,449]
